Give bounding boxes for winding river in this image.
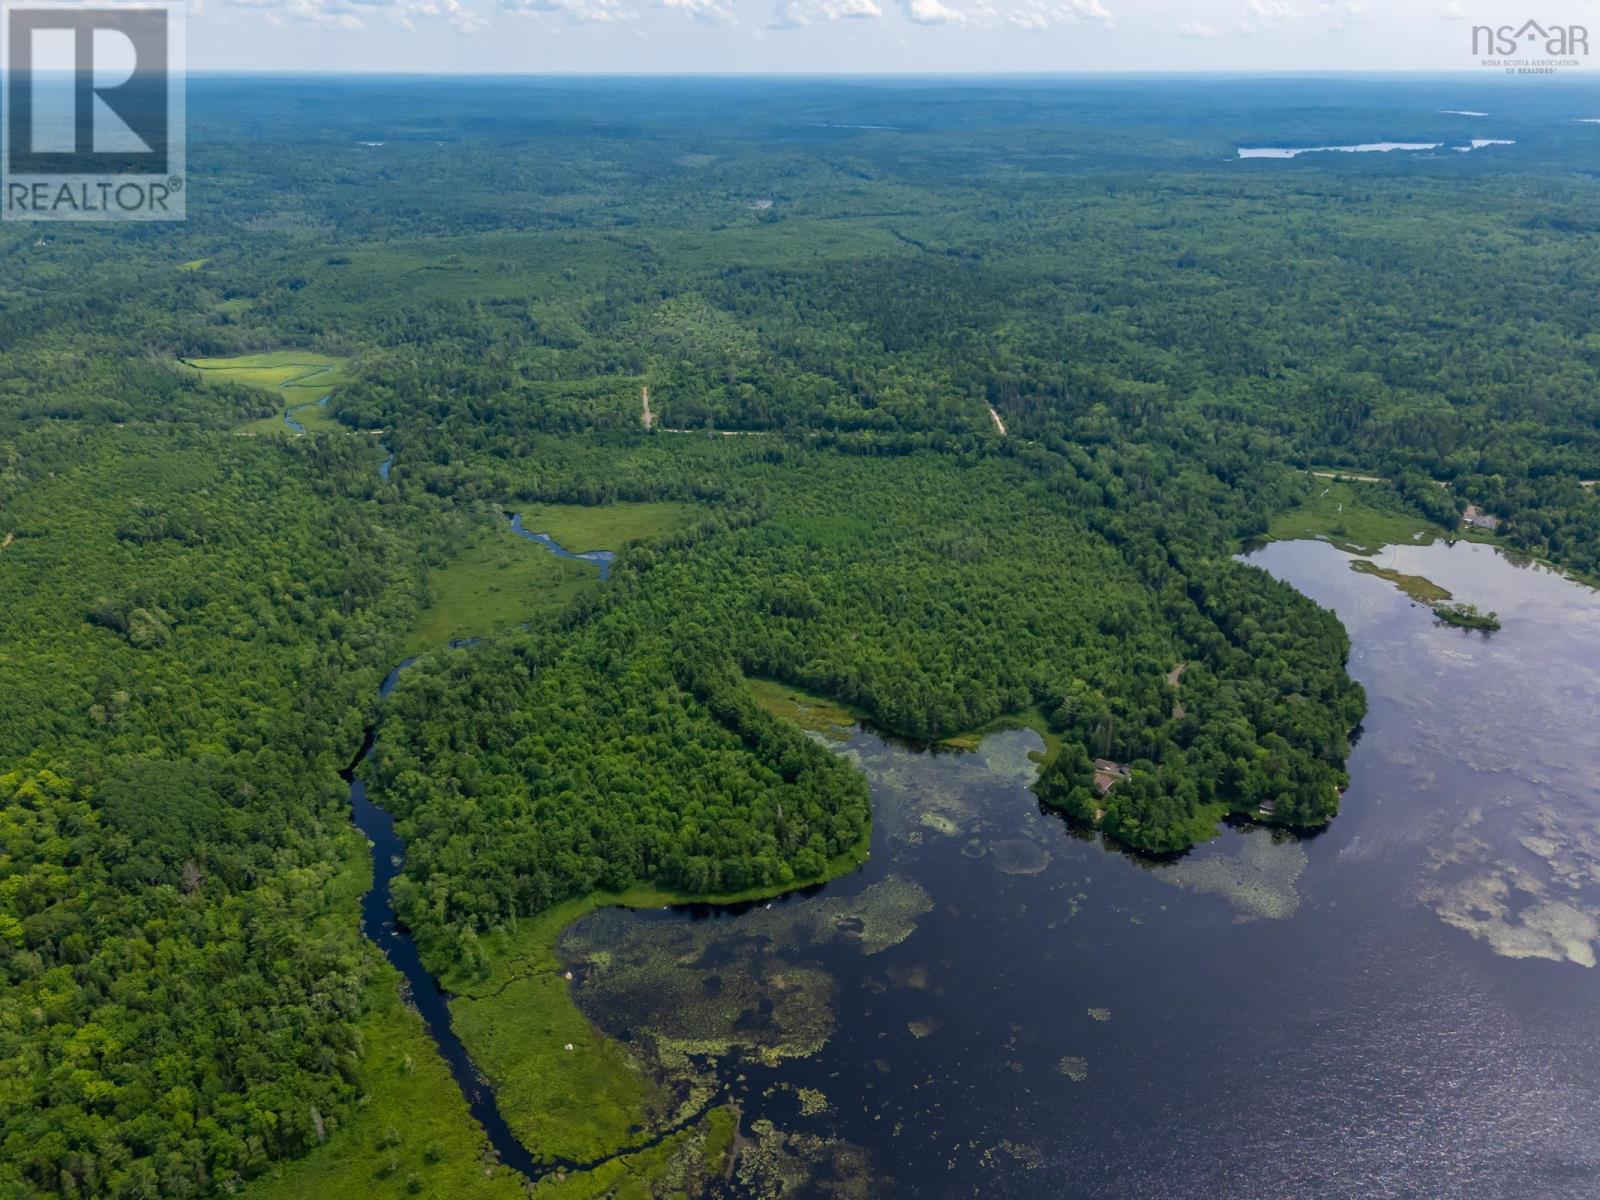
[556,539,1600,1199]
[281,394,330,433]
[342,658,541,1177]
[508,513,615,579]
[343,505,618,1181]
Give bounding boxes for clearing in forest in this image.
[182,351,351,434]
[1268,479,1438,554]
[747,677,860,740]
[405,525,597,653]
[513,501,699,554]
[182,350,348,400]
[1308,468,1383,484]
[405,502,702,652]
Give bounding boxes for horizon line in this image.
[171,68,1561,78]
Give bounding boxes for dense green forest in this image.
[3,76,1599,1198]
[0,430,420,1195]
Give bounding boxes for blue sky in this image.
[186,0,1600,73]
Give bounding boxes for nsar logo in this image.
[1472,17,1589,73]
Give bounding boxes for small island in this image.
[1432,601,1501,632]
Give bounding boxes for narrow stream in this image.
[282,394,329,434]
[508,513,615,579]
[343,659,542,1178]
[343,495,613,1180]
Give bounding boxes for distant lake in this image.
[1238,142,1443,159]
[563,539,1600,1198]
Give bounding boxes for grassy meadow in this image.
[405,503,704,653]
[183,351,352,434]
[183,350,349,400]
[746,676,860,740]
[509,502,701,554]
[1268,478,1441,555]
[405,527,598,653]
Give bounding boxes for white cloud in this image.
[1178,19,1215,36]
[902,0,965,24]
[771,0,884,25]
[661,0,733,19]
[1238,0,1297,33]
[500,0,635,21]
[768,0,883,25]
[404,0,486,30]
[227,0,367,29]
[1317,0,1369,29]
[1004,0,1109,29]
[1441,1,1465,17]
[824,0,882,16]
[228,0,485,30]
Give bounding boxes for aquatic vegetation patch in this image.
[1155,829,1308,920]
[984,1140,1047,1171]
[975,727,1050,783]
[794,1087,829,1117]
[1349,558,1452,604]
[563,912,839,1071]
[531,1106,736,1199]
[811,876,934,954]
[884,963,933,991]
[734,1119,873,1200]
[875,773,978,845]
[868,729,1046,847]
[549,872,934,1167]
[1518,805,1600,891]
[990,838,1052,875]
[1057,1056,1089,1083]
